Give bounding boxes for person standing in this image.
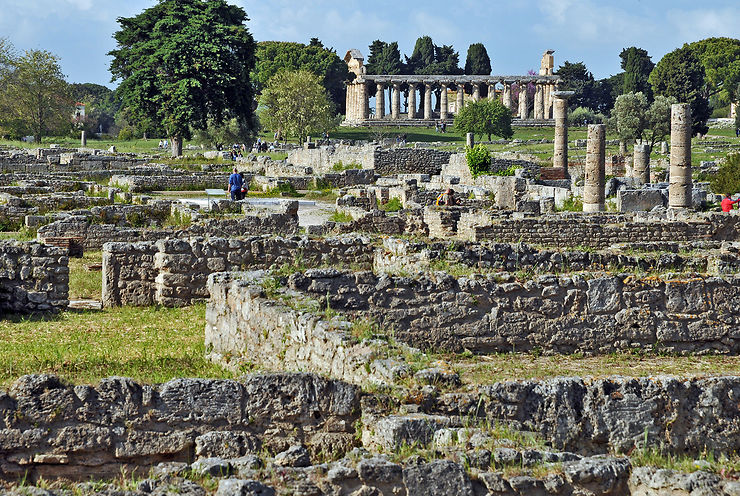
[721,193,740,212]
[227,167,243,201]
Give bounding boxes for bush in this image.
[568,107,605,126]
[557,195,583,212]
[332,160,362,172]
[710,153,740,196]
[466,144,491,177]
[380,197,403,212]
[117,127,135,141]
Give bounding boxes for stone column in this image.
[669,103,692,209]
[544,84,553,119]
[488,83,496,100]
[466,133,474,147]
[518,83,529,119]
[391,83,401,120]
[503,84,512,110]
[440,84,448,120]
[361,83,369,119]
[583,124,606,212]
[552,91,573,173]
[375,83,385,119]
[534,84,544,120]
[472,83,481,102]
[456,85,464,113]
[424,83,433,120]
[633,144,650,184]
[81,131,87,148]
[408,84,417,119]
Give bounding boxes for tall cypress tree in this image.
[464,43,491,75]
[620,47,654,99]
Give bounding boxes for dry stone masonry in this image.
[0,241,69,314]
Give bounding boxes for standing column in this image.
[361,82,369,119]
[518,83,529,119]
[391,83,401,120]
[81,131,87,148]
[408,83,417,119]
[669,103,692,208]
[456,84,464,113]
[375,83,385,119]
[633,144,650,184]
[583,124,606,212]
[488,83,496,100]
[424,83,433,120]
[534,84,544,120]
[472,83,481,102]
[440,84,448,120]
[552,91,573,173]
[503,83,512,110]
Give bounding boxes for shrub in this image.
[117,127,135,141]
[380,197,403,212]
[710,153,740,196]
[329,210,353,223]
[332,160,362,172]
[568,107,605,126]
[466,144,491,177]
[557,195,583,212]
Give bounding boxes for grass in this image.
[328,210,354,223]
[0,303,232,387]
[68,251,103,300]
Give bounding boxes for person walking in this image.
[227,167,243,201]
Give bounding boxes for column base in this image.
[582,203,605,213]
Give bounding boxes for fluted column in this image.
[456,85,464,113]
[488,83,496,100]
[408,83,417,119]
[503,84,512,110]
[472,83,481,102]
[440,84,449,120]
[534,84,544,120]
[552,91,573,174]
[375,83,385,119]
[361,82,369,119]
[391,83,401,120]
[633,144,650,184]
[518,83,529,119]
[583,124,606,212]
[424,83,433,120]
[669,103,692,209]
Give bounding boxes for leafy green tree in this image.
[556,61,598,111]
[710,153,740,196]
[613,91,677,150]
[454,98,513,141]
[195,117,251,150]
[2,49,70,142]
[649,45,710,135]
[259,69,337,144]
[109,0,257,156]
[620,47,654,98]
[366,40,403,75]
[253,41,351,114]
[687,37,740,102]
[69,83,119,135]
[405,36,436,74]
[464,43,491,75]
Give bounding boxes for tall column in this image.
[408,83,417,119]
[391,83,401,120]
[472,83,481,102]
[81,131,87,148]
[552,91,573,174]
[488,83,496,100]
[424,83,433,120]
[456,85,464,113]
[669,103,692,209]
[534,84,544,120]
[583,124,606,212]
[440,84,448,120]
[633,144,650,184]
[361,82,369,119]
[518,82,529,119]
[375,83,385,119]
[503,84,512,110]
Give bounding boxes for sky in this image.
[0,0,738,88]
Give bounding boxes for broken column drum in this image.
[583,124,606,212]
[668,103,692,208]
[633,144,651,184]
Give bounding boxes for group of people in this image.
[252,138,278,153]
[435,121,447,133]
[157,139,169,149]
[395,134,407,145]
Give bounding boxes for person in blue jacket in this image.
[227,167,243,201]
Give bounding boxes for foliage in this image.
[465,144,491,176]
[464,43,491,75]
[687,37,740,102]
[69,82,119,136]
[620,47,654,99]
[613,92,676,149]
[557,195,583,212]
[0,47,71,142]
[406,36,463,75]
[380,197,403,212]
[258,69,337,144]
[709,153,740,196]
[109,0,257,156]
[567,107,605,126]
[649,45,710,136]
[332,160,361,171]
[454,98,513,141]
[252,40,351,113]
[117,127,134,141]
[366,40,403,75]
[194,117,251,150]
[328,210,353,223]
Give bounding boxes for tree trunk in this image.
[170,136,183,157]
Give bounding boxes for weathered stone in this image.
[273,445,311,468]
[215,479,275,496]
[403,460,473,496]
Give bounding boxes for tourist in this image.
[435,188,455,206]
[227,167,243,201]
[721,193,740,212]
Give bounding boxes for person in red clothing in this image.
[721,193,740,212]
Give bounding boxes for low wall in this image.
[287,144,376,174]
[374,148,452,176]
[285,269,740,355]
[0,373,359,480]
[110,173,233,192]
[102,234,376,307]
[0,241,69,314]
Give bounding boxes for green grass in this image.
[328,210,354,223]
[68,251,103,300]
[0,303,232,387]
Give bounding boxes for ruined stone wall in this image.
[0,373,359,480]
[287,145,376,174]
[374,148,452,176]
[0,241,68,314]
[286,269,740,355]
[110,173,233,192]
[102,235,376,307]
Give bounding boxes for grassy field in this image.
[68,251,103,300]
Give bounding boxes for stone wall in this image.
[0,241,69,314]
[102,235,376,307]
[0,373,359,480]
[110,173,233,192]
[287,144,376,174]
[285,269,740,355]
[374,148,452,176]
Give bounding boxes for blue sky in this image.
[1,0,738,88]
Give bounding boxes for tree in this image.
[556,61,598,111]
[687,37,740,102]
[620,47,654,98]
[464,43,491,75]
[649,45,710,135]
[366,40,403,75]
[69,83,119,135]
[259,69,337,144]
[613,91,677,150]
[2,49,70,143]
[454,98,513,141]
[253,41,351,114]
[109,0,257,156]
[710,153,740,196]
[195,117,251,150]
[405,36,436,74]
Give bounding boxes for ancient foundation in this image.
[583,124,606,212]
[0,241,69,314]
[668,103,692,208]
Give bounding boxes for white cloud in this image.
[667,7,740,41]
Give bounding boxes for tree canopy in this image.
[454,98,513,141]
[69,83,118,135]
[620,47,654,98]
[464,43,491,75]
[686,37,740,102]
[253,40,351,114]
[109,0,257,156]
[613,91,676,149]
[405,36,462,75]
[366,40,403,75]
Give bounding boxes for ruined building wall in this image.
[0,241,69,314]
